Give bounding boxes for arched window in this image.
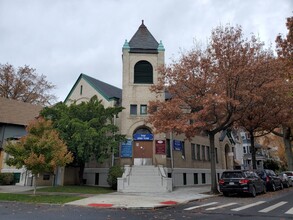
[134,127,152,135]
[134,61,153,84]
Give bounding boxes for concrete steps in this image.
[120,165,166,193]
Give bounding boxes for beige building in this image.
[0,97,54,186]
[65,21,234,189]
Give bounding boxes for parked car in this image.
[279,172,293,187]
[256,169,283,191]
[282,171,293,181]
[219,170,266,197]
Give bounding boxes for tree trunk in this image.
[79,163,85,185]
[33,174,37,195]
[209,133,220,194]
[283,126,293,170]
[250,130,257,170]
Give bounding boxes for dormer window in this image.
[134,61,153,84]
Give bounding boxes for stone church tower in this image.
[120,20,166,166]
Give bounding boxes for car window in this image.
[245,171,254,178]
[265,170,270,175]
[285,172,293,176]
[222,172,244,178]
[253,172,259,178]
[256,170,265,178]
[265,170,274,176]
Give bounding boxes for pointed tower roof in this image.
[129,20,159,53]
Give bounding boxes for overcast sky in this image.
[0,0,292,102]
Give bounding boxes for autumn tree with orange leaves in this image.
[236,56,290,170]
[5,118,73,194]
[0,63,56,106]
[148,24,283,194]
[258,133,287,170]
[273,16,293,170]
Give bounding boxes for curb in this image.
[74,194,218,210]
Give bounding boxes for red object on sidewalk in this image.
[160,200,178,205]
[88,203,113,207]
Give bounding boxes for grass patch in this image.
[0,193,81,204]
[37,185,114,194]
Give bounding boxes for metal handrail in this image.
[125,166,132,185]
[158,166,167,178]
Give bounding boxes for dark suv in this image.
[219,170,266,197]
[256,169,283,191]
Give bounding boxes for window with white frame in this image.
[140,105,147,115]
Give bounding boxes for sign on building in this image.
[155,140,166,154]
[173,140,183,151]
[133,133,154,141]
[121,139,132,157]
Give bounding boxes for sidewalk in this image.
[66,185,215,209]
[0,185,35,193]
[0,185,216,209]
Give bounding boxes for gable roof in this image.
[0,97,43,126]
[129,20,159,53]
[65,73,122,102]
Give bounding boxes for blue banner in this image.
[133,133,154,141]
[121,139,132,157]
[173,140,182,151]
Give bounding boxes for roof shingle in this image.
[82,74,122,100]
[0,97,43,125]
[129,20,159,53]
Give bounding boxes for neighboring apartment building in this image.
[239,130,267,170]
[65,21,234,189]
[0,97,54,186]
[220,128,268,171]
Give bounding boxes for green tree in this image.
[40,96,125,185]
[5,118,73,194]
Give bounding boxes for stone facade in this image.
[65,21,233,188]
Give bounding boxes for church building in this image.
[65,21,234,192]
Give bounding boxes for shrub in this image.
[264,159,281,171]
[0,173,14,185]
[107,165,123,190]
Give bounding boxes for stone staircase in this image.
[117,165,172,193]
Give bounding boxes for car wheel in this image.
[272,183,276,191]
[251,186,256,197]
[223,192,229,197]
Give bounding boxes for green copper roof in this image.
[122,39,130,51]
[157,40,165,51]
